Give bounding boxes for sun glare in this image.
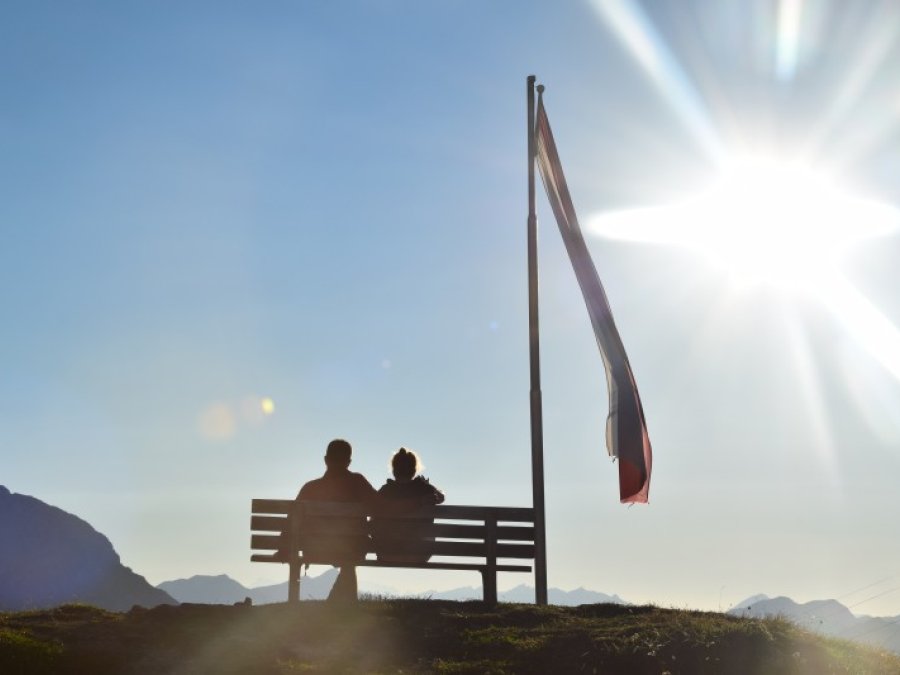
[589,153,900,383]
[590,154,900,292]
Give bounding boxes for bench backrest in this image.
[251,500,536,563]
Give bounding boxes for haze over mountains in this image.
[158,571,340,604]
[157,570,625,606]
[729,594,900,655]
[0,486,175,611]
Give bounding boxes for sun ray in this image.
[800,6,900,155]
[817,274,900,384]
[780,304,841,485]
[589,0,725,162]
[775,0,804,81]
[821,95,900,172]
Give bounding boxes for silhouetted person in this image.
[296,439,377,602]
[374,447,444,563]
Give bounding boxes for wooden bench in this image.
[251,500,535,605]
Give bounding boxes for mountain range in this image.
[0,485,176,611]
[424,583,625,605]
[158,570,340,604]
[157,570,625,606]
[729,594,900,654]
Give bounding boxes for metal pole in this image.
[526,75,548,606]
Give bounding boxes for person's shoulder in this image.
[297,475,326,500]
[349,470,377,493]
[381,480,411,499]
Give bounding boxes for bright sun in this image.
[588,153,900,381]
[590,154,899,292]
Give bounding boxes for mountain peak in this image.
[0,487,176,611]
[729,593,769,612]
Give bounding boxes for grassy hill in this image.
[2,600,899,674]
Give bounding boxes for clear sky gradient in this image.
[3,1,900,614]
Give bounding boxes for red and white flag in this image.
[535,98,652,504]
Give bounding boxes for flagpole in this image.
[527,75,548,606]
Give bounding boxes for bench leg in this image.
[288,559,301,604]
[481,568,497,607]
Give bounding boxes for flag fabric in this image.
[534,97,652,504]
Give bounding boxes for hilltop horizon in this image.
[5,481,900,618]
[5,482,900,658]
[155,569,628,607]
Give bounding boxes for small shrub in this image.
[0,628,63,674]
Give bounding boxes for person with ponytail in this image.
[374,447,444,563]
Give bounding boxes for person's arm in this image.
[355,473,382,506]
[431,485,445,505]
[416,477,444,505]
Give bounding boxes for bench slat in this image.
[251,533,364,550]
[251,515,287,533]
[250,552,530,574]
[417,505,534,522]
[422,541,536,558]
[357,560,531,572]
[252,500,536,524]
[251,534,534,560]
[428,523,535,541]
[252,499,294,516]
[249,519,534,542]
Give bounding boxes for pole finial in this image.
[536,84,545,94]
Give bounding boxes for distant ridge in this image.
[728,593,900,654]
[158,570,339,604]
[420,583,625,605]
[0,485,176,611]
[157,572,625,607]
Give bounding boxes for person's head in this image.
[324,438,352,470]
[390,447,421,481]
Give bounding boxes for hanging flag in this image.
[534,96,652,504]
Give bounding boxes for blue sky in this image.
[3,1,900,614]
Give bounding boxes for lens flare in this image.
[197,403,236,441]
[260,397,275,416]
